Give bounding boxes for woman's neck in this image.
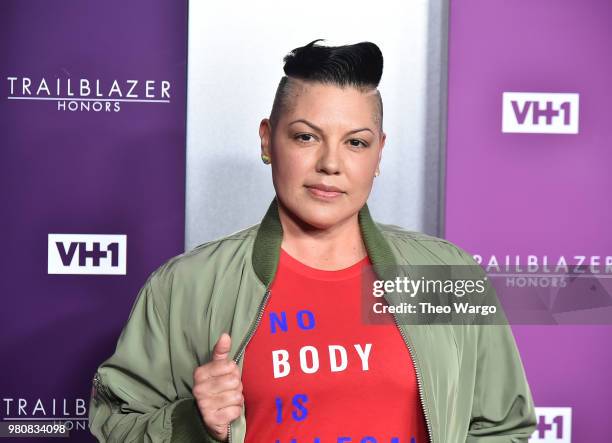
[277,201,367,271]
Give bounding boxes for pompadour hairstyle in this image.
[269,39,384,130]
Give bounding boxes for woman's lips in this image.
[305,185,344,199]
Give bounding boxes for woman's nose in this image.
[315,142,342,175]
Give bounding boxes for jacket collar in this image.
[252,196,397,287]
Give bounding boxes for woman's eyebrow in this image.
[289,119,374,136]
[346,127,374,136]
[289,119,323,132]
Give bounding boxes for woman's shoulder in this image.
[189,223,260,254]
[376,221,445,241]
[375,221,479,267]
[148,223,261,284]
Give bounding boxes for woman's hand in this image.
[192,333,244,442]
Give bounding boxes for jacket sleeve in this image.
[88,270,224,443]
[465,280,537,442]
[443,243,537,442]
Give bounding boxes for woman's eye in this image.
[348,139,368,148]
[295,133,315,143]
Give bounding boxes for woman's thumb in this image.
[212,332,232,361]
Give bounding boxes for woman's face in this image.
[260,80,385,230]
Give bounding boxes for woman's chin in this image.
[277,192,360,230]
[294,203,353,231]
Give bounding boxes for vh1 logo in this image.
[502,92,579,134]
[529,407,572,443]
[48,234,127,275]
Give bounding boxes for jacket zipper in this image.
[92,373,117,411]
[227,288,272,443]
[389,312,434,443]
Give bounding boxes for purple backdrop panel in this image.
[445,0,612,441]
[0,1,187,441]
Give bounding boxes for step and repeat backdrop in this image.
[0,0,188,441]
[2,0,610,442]
[445,1,612,442]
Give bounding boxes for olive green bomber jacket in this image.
[88,197,537,442]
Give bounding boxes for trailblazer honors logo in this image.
[1,397,89,434]
[502,92,579,134]
[48,234,127,275]
[5,76,171,112]
[470,253,612,325]
[530,407,572,443]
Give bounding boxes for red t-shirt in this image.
[242,248,429,443]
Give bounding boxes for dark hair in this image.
[269,39,384,130]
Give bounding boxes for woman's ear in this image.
[377,131,386,165]
[373,132,386,177]
[259,118,272,158]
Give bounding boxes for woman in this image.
[88,40,536,443]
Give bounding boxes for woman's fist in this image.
[192,333,244,442]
